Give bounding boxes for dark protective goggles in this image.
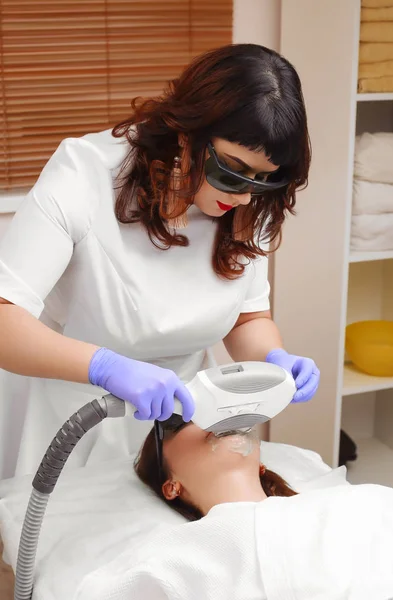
[205,142,291,195]
[154,415,187,483]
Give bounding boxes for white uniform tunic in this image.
[0,129,270,479]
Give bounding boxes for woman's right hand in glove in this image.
[88,348,195,422]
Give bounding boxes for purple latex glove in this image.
[89,348,195,422]
[265,348,320,403]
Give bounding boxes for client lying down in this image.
[78,417,393,600]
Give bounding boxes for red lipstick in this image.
[217,201,233,211]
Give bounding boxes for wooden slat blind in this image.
[0,0,232,191]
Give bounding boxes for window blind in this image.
[0,0,232,191]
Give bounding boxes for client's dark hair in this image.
[134,426,297,522]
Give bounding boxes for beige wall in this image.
[233,0,281,48]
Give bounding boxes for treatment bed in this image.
[0,440,348,600]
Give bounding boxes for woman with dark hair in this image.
[135,416,297,521]
[127,419,393,600]
[0,44,319,479]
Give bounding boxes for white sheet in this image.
[256,484,393,600]
[354,132,393,185]
[352,179,393,215]
[0,441,347,600]
[351,213,393,251]
[76,485,393,600]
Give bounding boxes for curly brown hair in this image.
[112,43,311,280]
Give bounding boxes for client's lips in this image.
[217,201,233,211]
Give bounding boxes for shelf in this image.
[345,437,393,487]
[342,363,393,396]
[349,250,393,263]
[356,92,393,102]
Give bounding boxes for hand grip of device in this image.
[117,395,185,419]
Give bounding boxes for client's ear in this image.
[162,479,182,501]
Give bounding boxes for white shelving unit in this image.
[343,364,393,396]
[346,437,393,486]
[357,92,393,102]
[344,83,393,486]
[349,250,393,263]
[270,1,393,486]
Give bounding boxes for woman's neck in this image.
[196,471,267,515]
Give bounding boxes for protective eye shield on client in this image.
[13,361,295,600]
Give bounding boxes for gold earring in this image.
[166,148,191,229]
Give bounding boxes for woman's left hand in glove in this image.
[265,348,320,403]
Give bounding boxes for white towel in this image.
[75,484,393,600]
[351,213,393,250]
[257,484,393,600]
[354,132,393,184]
[352,179,393,215]
[76,501,268,600]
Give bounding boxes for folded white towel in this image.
[76,484,393,600]
[351,213,393,250]
[353,179,393,215]
[354,132,393,184]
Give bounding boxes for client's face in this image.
[161,422,261,508]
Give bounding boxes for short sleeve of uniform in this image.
[240,248,271,313]
[0,138,95,318]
